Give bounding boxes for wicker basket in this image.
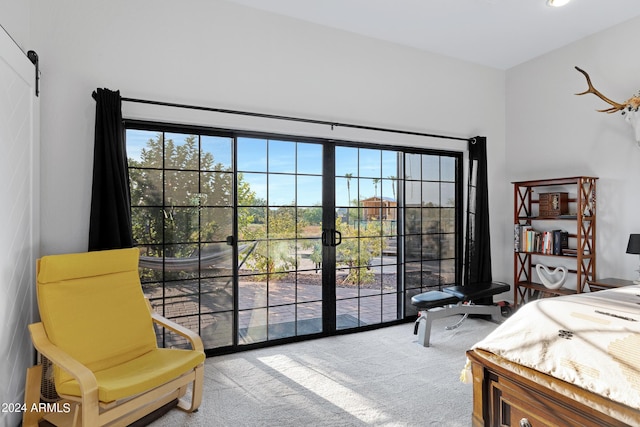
[40,354,60,402]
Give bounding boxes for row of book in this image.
[514,224,568,255]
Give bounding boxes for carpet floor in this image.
[150,316,499,427]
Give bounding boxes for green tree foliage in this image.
[129,133,239,261]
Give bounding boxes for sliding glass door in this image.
[333,146,401,328]
[235,137,325,344]
[126,124,461,352]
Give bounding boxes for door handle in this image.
[322,229,342,247]
[322,229,330,247]
[333,230,342,247]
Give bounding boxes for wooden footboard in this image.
[466,348,640,427]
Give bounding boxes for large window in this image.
[126,123,461,352]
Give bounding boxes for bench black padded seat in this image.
[412,282,510,347]
[443,282,510,301]
[411,291,460,310]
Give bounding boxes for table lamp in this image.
[626,234,640,284]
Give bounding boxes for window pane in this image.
[297,143,322,175]
[360,178,380,200]
[238,207,266,240]
[405,235,422,262]
[268,174,296,206]
[165,170,199,205]
[441,156,456,181]
[422,208,439,234]
[268,208,296,239]
[405,153,421,180]
[297,175,322,206]
[406,181,421,206]
[359,148,381,178]
[200,242,233,277]
[201,135,232,171]
[422,155,440,181]
[201,171,233,206]
[165,133,198,170]
[382,150,398,179]
[164,208,199,243]
[201,207,233,242]
[381,178,397,202]
[442,182,456,207]
[335,177,352,207]
[269,140,295,173]
[126,129,160,165]
[237,137,267,172]
[131,207,163,244]
[335,146,358,177]
[238,173,267,205]
[442,234,455,259]
[422,234,440,260]
[130,169,162,206]
[441,208,455,232]
[298,210,322,238]
[422,182,439,207]
[405,208,420,234]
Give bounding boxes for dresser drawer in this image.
[489,374,608,427]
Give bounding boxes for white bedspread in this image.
[473,285,640,410]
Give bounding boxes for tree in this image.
[129,133,241,280]
[388,175,396,200]
[345,173,353,226]
[372,178,380,198]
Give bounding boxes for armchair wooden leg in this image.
[177,364,204,413]
[23,364,43,427]
[81,389,100,427]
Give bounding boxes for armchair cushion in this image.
[56,348,205,403]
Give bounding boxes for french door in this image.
[126,125,461,352]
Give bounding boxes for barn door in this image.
[0,28,40,427]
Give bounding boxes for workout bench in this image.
[411,282,510,347]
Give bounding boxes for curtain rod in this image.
[108,95,473,143]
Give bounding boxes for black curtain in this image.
[88,88,133,251]
[464,136,492,288]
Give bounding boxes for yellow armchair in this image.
[23,248,205,427]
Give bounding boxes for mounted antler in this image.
[574,66,627,113]
[575,66,640,146]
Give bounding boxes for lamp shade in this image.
[626,234,640,254]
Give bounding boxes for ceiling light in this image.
[547,0,571,7]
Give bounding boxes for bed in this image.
[466,285,640,426]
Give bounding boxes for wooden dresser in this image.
[467,348,640,427]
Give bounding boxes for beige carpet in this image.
[150,317,499,427]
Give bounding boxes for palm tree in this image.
[388,175,397,201]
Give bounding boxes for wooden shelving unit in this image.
[512,176,597,306]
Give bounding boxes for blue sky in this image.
[126,129,454,206]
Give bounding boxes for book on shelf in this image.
[562,248,582,256]
[514,224,568,254]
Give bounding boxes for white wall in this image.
[506,15,640,281]
[0,0,30,52]
[28,0,510,280]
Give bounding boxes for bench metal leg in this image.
[414,303,503,347]
[415,305,462,347]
